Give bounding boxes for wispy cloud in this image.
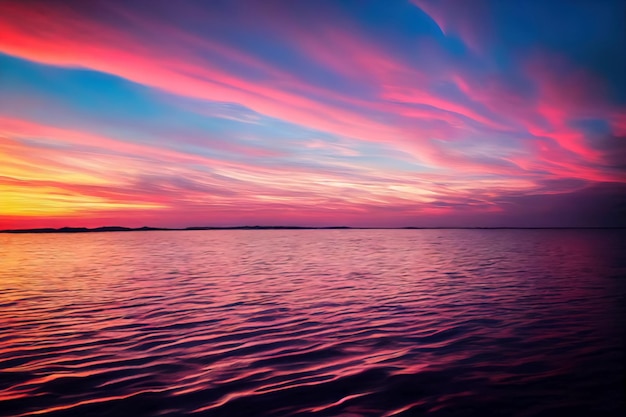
[0,0,624,227]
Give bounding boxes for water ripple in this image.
[0,229,624,416]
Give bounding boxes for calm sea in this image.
[1,229,624,416]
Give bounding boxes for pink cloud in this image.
[0,3,402,150]
[1,1,624,229]
[0,0,500,168]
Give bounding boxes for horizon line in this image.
[2,225,625,234]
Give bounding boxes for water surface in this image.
[1,229,624,416]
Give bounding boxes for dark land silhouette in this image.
[1,225,624,234]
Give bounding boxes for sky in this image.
[1,0,625,229]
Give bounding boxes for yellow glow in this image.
[1,162,114,186]
[0,185,165,216]
[0,145,115,186]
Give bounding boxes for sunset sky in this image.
[1,0,625,229]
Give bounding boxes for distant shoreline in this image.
[1,226,624,234]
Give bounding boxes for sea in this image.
[0,229,624,416]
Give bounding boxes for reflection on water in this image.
[0,229,624,416]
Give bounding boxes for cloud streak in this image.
[0,0,624,227]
